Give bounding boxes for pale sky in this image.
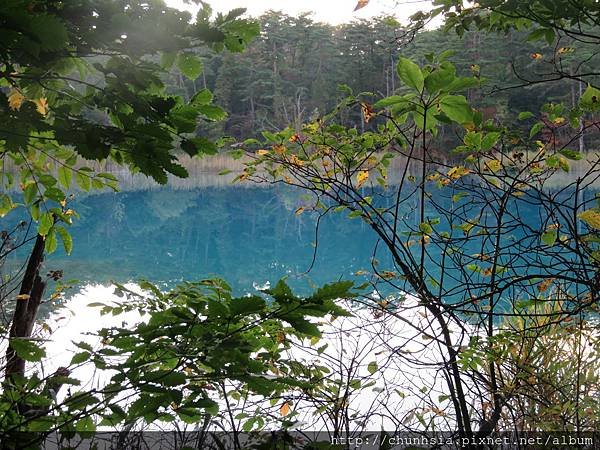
[165,0,433,25]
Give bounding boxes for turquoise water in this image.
[2,179,597,305]
[33,187,395,294]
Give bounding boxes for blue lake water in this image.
[11,186,397,296]
[1,170,597,306]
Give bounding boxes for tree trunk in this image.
[5,234,46,380]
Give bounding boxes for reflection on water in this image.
[36,187,393,294]
[2,156,598,300]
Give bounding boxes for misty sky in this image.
[165,0,433,25]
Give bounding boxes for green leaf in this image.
[481,132,501,151]
[527,28,554,44]
[190,89,213,106]
[38,212,54,237]
[45,229,58,253]
[23,183,38,204]
[579,85,600,112]
[44,187,66,203]
[0,194,14,217]
[541,229,557,246]
[424,66,455,93]
[396,57,424,92]
[529,121,544,137]
[70,352,91,365]
[56,226,73,255]
[197,105,227,121]
[310,281,355,303]
[419,222,433,235]
[177,52,203,80]
[558,156,570,172]
[181,137,217,156]
[578,209,600,229]
[518,111,534,120]
[39,174,57,188]
[447,77,479,92]
[170,105,200,133]
[9,338,46,362]
[230,296,266,316]
[367,361,378,375]
[160,52,177,70]
[75,416,96,432]
[559,149,583,160]
[374,95,407,109]
[439,95,473,124]
[30,14,69,51]
[57,166,72,189]
[146,370,187,387]
[287,318,321,337]
[76,172,91,191]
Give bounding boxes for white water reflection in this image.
[32,283,474,432]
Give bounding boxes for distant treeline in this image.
[163,11,599,150]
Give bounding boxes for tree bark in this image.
[5,234,46,380]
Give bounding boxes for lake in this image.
[2,159,598,305]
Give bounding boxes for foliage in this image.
[171,10,600,151]
[0,0,258,245]
[0,277,354,440]
[498,300,599,431]
[1,0,599,445]
[239,52,600,439]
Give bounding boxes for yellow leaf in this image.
[16,294,30,301]
[8,89,25,111]
[295,206,305,215]
[354,0,369,11]
[33,97,48,116]
[447,166,471,180]
[537,278,554,293]
[273,145,285,155]
[360,102,375,123]
[485,159,502,173]
[531,53,543,60]
[280,402,291,417]
[276,330,286,343]
[290,154,304,166]
[256,149,269,156]
[356,170,369,188]
[366,156,378,167]
[557,47,574,54]
[432,407,446,416]
[578,209,600,229]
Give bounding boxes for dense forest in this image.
[0,1,599,449]
[168,11,600,150]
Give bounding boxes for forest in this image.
[0,0,599,449]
